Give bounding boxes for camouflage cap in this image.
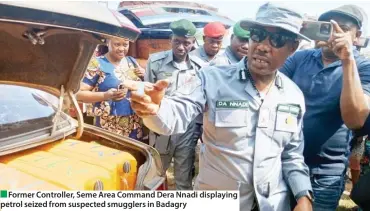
[170,19,197,37]
[233,21,250,39]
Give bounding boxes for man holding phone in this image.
[280,5,370,211]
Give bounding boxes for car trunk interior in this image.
[0,22,98,95]
[0,21,163,191]
[78,128,147,173]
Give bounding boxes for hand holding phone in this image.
[329,20,354,60]
[104,87,126,101]
[300,21,333,42]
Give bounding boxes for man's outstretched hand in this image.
[124,79,170,117]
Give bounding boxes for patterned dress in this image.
[360,138,370,176]
[83,56,143,140]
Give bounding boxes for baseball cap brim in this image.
[319,10,362,28]
[240,19,311,42]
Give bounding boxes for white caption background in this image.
[0,191,240,211]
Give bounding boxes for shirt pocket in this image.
[156,71,174,81]
[271,106,299,150]
[215,109,248,128]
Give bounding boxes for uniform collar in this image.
[199,45,209,61]
[237,57,283,89]
[236,57,247,73]
[163,50,174,65]
[165,50,196,69]
[225,46,240,64]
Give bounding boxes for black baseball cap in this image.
[319,5,363,29]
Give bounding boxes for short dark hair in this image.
[96,45,108,56]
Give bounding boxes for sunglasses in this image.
[249,27,298,48]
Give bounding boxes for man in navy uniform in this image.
[127,3,313,211]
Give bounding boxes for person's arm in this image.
[76,83,109,103]
[329,20,370,129]
[76,58,125,103]
[142,72,206,135]
[281,102,313,209]
[341,59,370,129]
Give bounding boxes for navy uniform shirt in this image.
[190,45,219,64]
[142,58,311,210]
[210,46,240,66]
[280,48,370,175]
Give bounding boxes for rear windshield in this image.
[0,85,57,132]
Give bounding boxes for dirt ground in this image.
[166,143,358,211]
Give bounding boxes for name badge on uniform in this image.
[275,104,300,133]
[258,107,270,128]
[216,100,249,109]
[164,72,173,77]
[215,100,248,127]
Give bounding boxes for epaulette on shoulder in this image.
[149,51,169,62]
[190,55,206,67]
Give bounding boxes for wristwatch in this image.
[295,190,314,203]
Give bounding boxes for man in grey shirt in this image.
[126,3,313,211]
[190,21,226,64]
[211,21,250,66]
[144,19,204,190]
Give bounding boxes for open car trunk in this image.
[0,2,165,191]
[0,122,165,190]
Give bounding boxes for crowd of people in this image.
[73,2,370,211]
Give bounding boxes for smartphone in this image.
[300,21,333,41]
[355,37,369,48]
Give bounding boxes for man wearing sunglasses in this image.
[190,21,226,64]
[279,5,370,211]
[125,3,313,211]
[211,21,250,66]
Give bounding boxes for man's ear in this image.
[203,36,206,42]
[230,34,234,42]
[169,34,174,44]
[353,30,362,45]
[356,30,362,38]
